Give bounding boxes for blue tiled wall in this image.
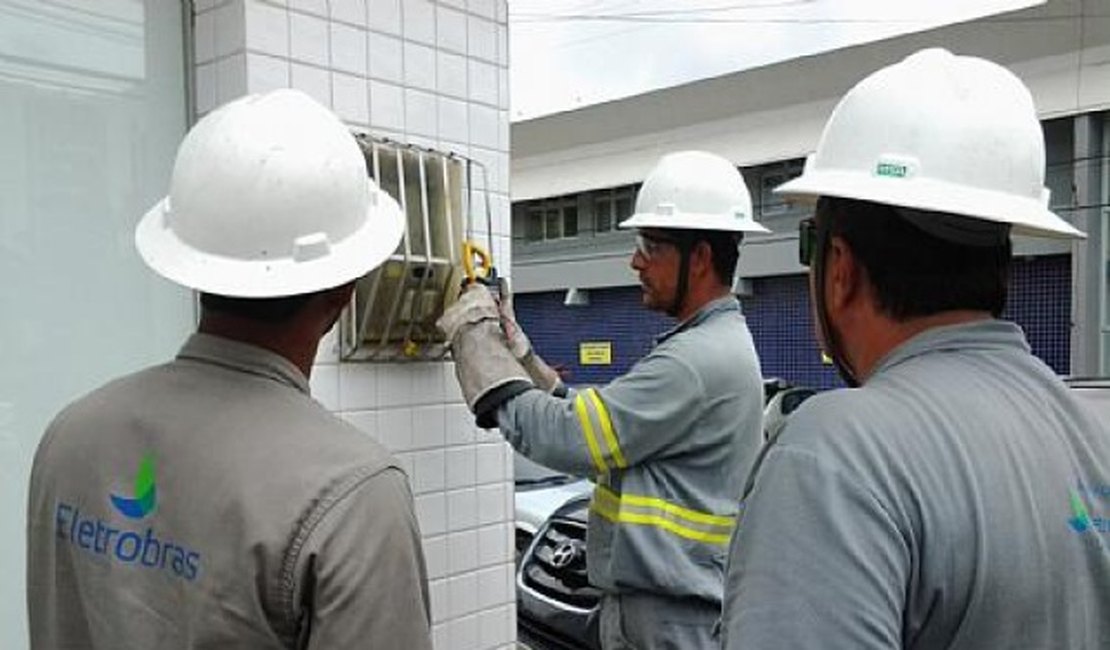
[515,254,1072,389]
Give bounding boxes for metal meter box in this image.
[339,134,483,362]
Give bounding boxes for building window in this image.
[756,159,805,218]
[523,196,578,241]
[592,185,636,234]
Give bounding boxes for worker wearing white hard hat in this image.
[439,150,768,649]
[27,89,432,649]
[722,48,1110,649]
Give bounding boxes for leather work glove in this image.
[497,278,565,396]
[437,284,534,428]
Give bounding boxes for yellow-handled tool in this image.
[462,240,497,286]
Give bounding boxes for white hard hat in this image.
[619,150,769,233]
[135,89,405,297]
[776,48,1083,240]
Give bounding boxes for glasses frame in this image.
[634,232,679,261]
[798,217,817,267]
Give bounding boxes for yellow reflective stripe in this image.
[590,498,732,545]
[618,493,735,527]
[591,486,735,545]
[586,389,627,469]
[575,393,608,474]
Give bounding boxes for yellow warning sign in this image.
[579,342,612,366]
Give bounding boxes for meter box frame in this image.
[339,133,493,362]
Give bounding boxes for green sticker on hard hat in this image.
[873,156,918,180]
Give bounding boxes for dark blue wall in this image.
[515,254,1072,389]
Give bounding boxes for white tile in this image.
[402,0,436,45]
[369,80,405,131]
[469,0,497,20]
[437,51,467,99]
[432,624,449,650]
[412,405,446,449]
[339,363,377,410]
[403,41,436,91]
[377,364,413,407]
[467,15,496,63]
[498,65,509,110]
[367,0,402,34]
[332,71,369,124]
[245,52,289,93]
[330,22,367,75]
[289,0,327,16]
[341,409,378,438]
[444,364,465,404]
[468,59,498,106]
[413,449,446,493]
[330,0,366,25]
[445,403,475,446]
[215,0,246,58]
[476,564,508,611]
[474,442,504,484]
[498,109,509,151]
[195,62,217,114]
[245,0,289,57]
[216,53,248,104]
[308,363,339,411]
[405,88,438,137]
[447,488,477,531]
[448,572,479,617]
[496,23,508,67]
[423,534,449,579]
[448,614,479,650]
[495,0,507,24]
[476,483,505,526]
[447,529,479,575]
[368,32,403,82]
[413,363,445,403]
[194,0,220,12]
[290,12,329,66]
[291,62,331,107]
[194,10,217,63]
[438,97,469,144]
[469,147,502,197]
[377,407,414,453]
[477,523,508,567]
[468,102,498,150]
[429,577,449,623]
[479,606,511,649]
[439,0,466,8]
[437,6,467,54]
[416,492,448,536]
[445,445,476,489]
[315,324,340,364]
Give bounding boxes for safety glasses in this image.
[634,233,678,261]
[798,217,817,267]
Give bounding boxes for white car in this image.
[514,453,592,566]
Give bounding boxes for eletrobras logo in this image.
[55,454,202,581]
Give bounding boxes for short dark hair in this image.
[199,292,316,323]
[817,197,1012,319]
[667,230,743,286]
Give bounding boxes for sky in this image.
[507,0,1042,121]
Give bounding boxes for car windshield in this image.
[514,452,574,487]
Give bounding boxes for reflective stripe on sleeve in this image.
[591,485,736,545]
[585,388,627,469]
[574,393,609,474]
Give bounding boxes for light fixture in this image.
[563,287,590,307]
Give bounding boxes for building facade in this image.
[510,0,1110,390]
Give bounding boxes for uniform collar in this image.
[176,333,310,395]
[870,318,1031,380]
[656,295,741,345]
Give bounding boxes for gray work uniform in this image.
[500,296,764,649]
[27,334,432,650]
[722,320,1110,649]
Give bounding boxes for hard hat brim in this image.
[618,211,771,234]
[135,186,406,297]
[775,171,1085,240]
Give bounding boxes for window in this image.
[519,195,578,241]
[756,159,805,218]
[592,185,636,234]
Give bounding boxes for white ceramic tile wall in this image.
[190,2,515,647]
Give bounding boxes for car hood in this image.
[515,479,593,534]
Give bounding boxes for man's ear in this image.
[825,236,861,313]
[690,240,714,281]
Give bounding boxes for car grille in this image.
[520,517,602,611]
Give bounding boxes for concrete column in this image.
[1071,112,1106,375]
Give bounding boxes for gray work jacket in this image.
[500,296,764,605]
[27,334,432,650]
[723,319,1110,649]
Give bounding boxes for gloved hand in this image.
[497,278,564,395]
[437,284,533,428]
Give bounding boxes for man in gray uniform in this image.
[722,48,1110,649]
[439,151,769,649]
[27,90,432,649]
